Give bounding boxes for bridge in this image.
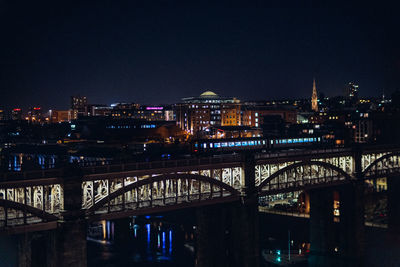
[1,145,400,267]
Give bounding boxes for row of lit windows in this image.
[197,137,320,149]
[106,124,156,129]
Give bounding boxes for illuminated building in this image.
[346,82,359,100]
[353,119,372,143]
[110,103,170,121]
[88,105,112,117]
[11,108,23,120]
[28,107,43,123]
[311,78,318,112]
[71,95,88,118]
[241,106,297,128]
[176,91,240,134]
[49,110,73,123]
[221,104,241,126]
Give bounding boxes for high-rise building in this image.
[311,78,318,112]
[71,95,88,118]
[346,82,359,100]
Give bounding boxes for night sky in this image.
[1,2,400,110]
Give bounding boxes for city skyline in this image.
[0,80,388,111]
[1,3,400,109]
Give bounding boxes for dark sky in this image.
[1,2,400,110]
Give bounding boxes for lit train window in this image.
[203,143,207,148]
[242,141,248,146]
[229,142,235,147]
[215,143,221,148]
[235,142,241,146]
[270,140,274,144]
[282,140,287,144]
[288,139,292,143]
[210,143,213,148]
[221,142,228,147]
[249,141,255,146]
[263,140,266,145]
[318,137,321,141]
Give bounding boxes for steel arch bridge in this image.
[1,146,400,232]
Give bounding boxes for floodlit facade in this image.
[176,91,240,134]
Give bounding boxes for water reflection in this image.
[87,216,194,267]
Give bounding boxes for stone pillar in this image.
[195,204,228,267]
[17,233,32,267]
[387,175,400,251]
[18,231,54,267]
[226,153,259,267]
[308,188,335,267]
[195,153,259,267]
[338,182,365,267]
[53,163,87,267]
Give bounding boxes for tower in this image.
[311,78,318,112]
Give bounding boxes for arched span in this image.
[362,152,400,176]
[86,173,240,214]
[0,199,58,222]
[258,160,352,195]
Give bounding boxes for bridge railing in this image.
[255,147,352,161]
[82,154,243,175]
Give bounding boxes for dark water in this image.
[87,212,310,267]
[87,216,196,267]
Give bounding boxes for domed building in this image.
[177,91,241,134]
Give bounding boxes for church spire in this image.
[311,78,318,112]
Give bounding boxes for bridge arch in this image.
[258,160,352,196]
[86,173,240,215]
[0,199,58,226]
[362,152,400,178]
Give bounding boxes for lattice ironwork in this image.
[86,173,240,216]
[363,153,400,178]
[82,166,244,209]
[258,161,352,195]
[362,152,390,172]
[0,184,63,215]
[0,199,58,228]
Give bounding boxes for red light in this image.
[33,107,41,110]
[13,108,21,111]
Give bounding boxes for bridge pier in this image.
[195,153,259,267]
[337,183,365,267]
[17,233,32,267]
[17,231,55,267]
[52,220,87,267]
[16,164,88,267]
[387,175,400,244]
[308,187,335,267]
[53,164,87,267]
[229,199,259,267]
[195,204,228,267]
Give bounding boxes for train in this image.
[191,135,327,154]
